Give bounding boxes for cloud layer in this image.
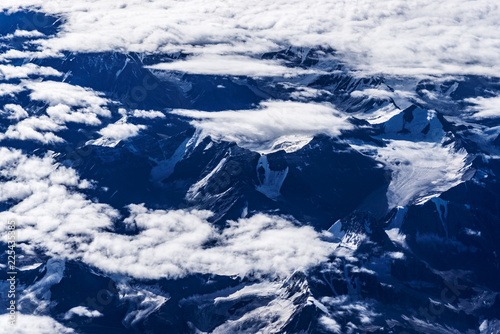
[1,0,499,77]
[0,148,333,279]
[0,81,115,144]
[86,205,334,279]
[148,55,324,77]
[173,100,353,153]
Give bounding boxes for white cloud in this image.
[2,104,29,120]
[0,148,334,280]
[0,116,65,144]
[0,147,85,201]
[319,316,342,333]
[0,49,62,61]
[148,55,323,77]
[86,118,147,147]
[0,84,110,143]
[0,148,119,254]
[9,81,114,138]
[350,88,418,107]
[97,119,146,141]
[14,29,45,38]
[1,0,500,77]
[0,30,45,40]
[0,82,155,144]
[46,104,101,126]
[0,63,62,80]
[63,306,103,320]
[85,206,334,279]
[173,100,353,153]
[131,109,165,119]
[0,81,127,145]
[465,94,500,119]
[26,80,111,117]
[0,49,33,60]
[0,314,74,334]
[350,89,396,101]
[0,83,24,96]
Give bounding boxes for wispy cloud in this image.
[148,55,324,77]
[173,100,353,153]
[465,94,500,119]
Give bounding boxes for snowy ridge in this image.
[256,155,288,200]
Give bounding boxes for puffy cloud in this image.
[0,82,118,144]
[0,83,24,96]
[0,81,124,145]
[0,49,62,61]
[97,119,146,141]
[131,109,165,119]
[63,306,103,320]
[0,29,45,40]
[86,119,147,147]
[0,147,87,201]
[46,104,101,125]
[2,81,114,140]
[319,316,342,333]
[0,149,334,280]
[173,100,353,153]
[465,94,500,119]
[2,104,29,120]
[0,116,65,144]
[85,206,334,279]
[26,80,111,117]
[148,55,324,77]
[13,29,45,38]
[0,148,118,255]
[0,63,62,80]
[0,93,109,144]
[0,314,74,334]
[1,0,500,77]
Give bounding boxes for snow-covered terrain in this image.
[0,2,499,334]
